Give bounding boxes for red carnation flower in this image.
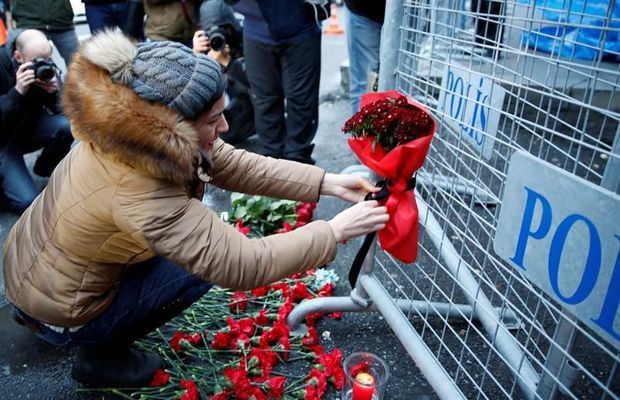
[266,376,286,399]
[251,285,270,298]
[149,369,170,387]
[292,282,311,301]
[275,221,293,233]
[305,312,323,327]
[211,331,232,350]
[230,291,249,313]
[179,379,199,400]
[317,282,334,297]
[224,367,253,398]
[170,331,201,351]
[235,219,251,236]
[255,309,270,326]
[212,390,231,400]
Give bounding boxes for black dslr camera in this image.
[30,57,57,82]
[205,25,237,52]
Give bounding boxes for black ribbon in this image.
[348,176,417,288]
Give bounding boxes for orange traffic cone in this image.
[323,3,344,36]
[0,19,7,46]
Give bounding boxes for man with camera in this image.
[0,29,73,213]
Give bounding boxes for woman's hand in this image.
[328,200,389,242]
[320,172,379,203]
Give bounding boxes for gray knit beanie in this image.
[81,30,224,120]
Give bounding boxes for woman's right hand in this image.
[328,200,389,242]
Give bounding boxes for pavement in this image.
[0,12,438,400]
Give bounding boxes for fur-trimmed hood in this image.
[62,34,202,184]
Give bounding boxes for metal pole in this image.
[287,296,519,332]
[359,274,467,400]
[378,0,404,92]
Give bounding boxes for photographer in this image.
[194,0,254,143]
[0,29,73,213]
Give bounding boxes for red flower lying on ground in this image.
[169,331,202,352]
[149,369,171,387]
[230,291,249,313]
[179,379,199,400]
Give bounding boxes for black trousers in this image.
[244,34,321,163]
[0,112,73,213]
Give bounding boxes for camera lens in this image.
[210,32,226,51]
[36,65,55,82]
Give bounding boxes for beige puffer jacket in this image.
[2,38,336,327]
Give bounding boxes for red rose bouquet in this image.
[343,90,435,263]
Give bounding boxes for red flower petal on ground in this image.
[329,312,342,319]
[266,376,286,399]
[305,312,323,327]
[317,282,334,297]
[211,331,232,350]
[255,309,270,326]
[230,291,249,313]
[235,219,251,236]
[237,317,256,336]
[275,221,293,233]
[149,369,170,387]
[277,298,295,323]
[187,332,202,345]
[270,282,291,298]
[224,367,253,398]
[292,282,310,301]
[212,390,231,400]
[277,335,290,360]
[251,285,270,297]
[179,379,199,400]
[304,385,320,400]
[169,331,185,351]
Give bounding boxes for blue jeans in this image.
[345,7,382,113]
[12,256,212,347]
[0,113,73,213]
[85,2,129,35]
[45,29,79,65]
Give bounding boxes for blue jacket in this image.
[232,0,319,45]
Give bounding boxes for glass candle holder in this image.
[341,352,390,400]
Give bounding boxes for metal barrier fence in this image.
[288,0,620,399]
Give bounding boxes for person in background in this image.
[83,0,128,34]
[344,0,386,113]
[4,30,388,387]
[227,0,321,165]
[0,29,73,213]
[143,0,200,45]
[10,0,79,64]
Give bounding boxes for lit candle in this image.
[352,372,375,400]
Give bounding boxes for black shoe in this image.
[71,345,163,388]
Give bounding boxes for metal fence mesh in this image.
[372,0,620,398]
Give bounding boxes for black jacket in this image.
[0,46,61,144]
[344,0,386,24]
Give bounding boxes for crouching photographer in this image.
[0,29,73,213]
[193,0,254,144]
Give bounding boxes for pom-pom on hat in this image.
[80,30,223,120]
